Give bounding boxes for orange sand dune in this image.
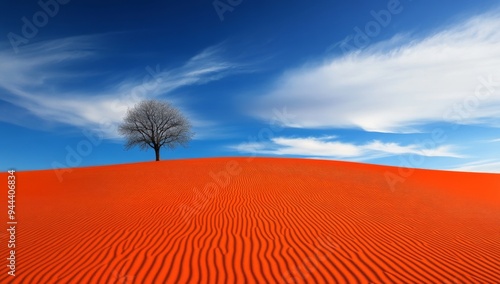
[1,157,499,283]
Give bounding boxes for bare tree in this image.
[118,100,193,161]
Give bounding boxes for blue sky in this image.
[1,0,500,173]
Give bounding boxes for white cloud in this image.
[252,13,500,133]
[231,136,462,159]
[0,36,245,139]
[271,137,363,157]
[450,159,500,173]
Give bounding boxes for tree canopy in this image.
[118,100,193,161]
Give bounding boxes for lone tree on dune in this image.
[118,100,193,161]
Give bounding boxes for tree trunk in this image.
[155,147,160,161]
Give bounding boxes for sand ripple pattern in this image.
[1,158,499,283]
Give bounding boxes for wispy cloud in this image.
[231,136,462,160]
[252,13,500,133]
[0,36,246,138]
[450,159,500,173]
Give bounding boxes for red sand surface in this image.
[1,157,499,283]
